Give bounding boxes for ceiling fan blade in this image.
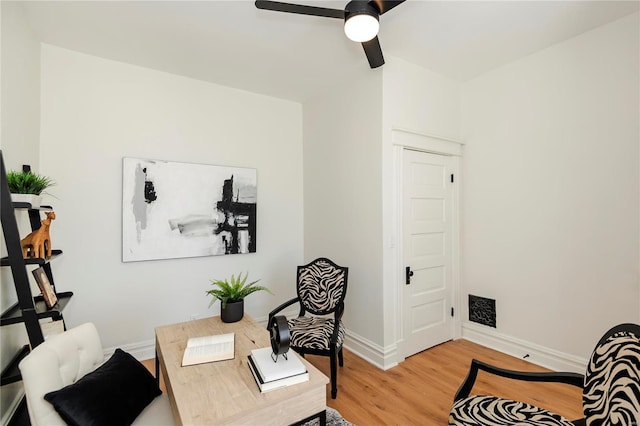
[255,1,345,19]
[368,0,406,15]
[362,36,384,68]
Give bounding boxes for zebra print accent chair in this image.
[449,323,640,425]
[268,258,348,399]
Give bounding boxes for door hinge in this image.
[450,174,454,183]
[451,307,454,317]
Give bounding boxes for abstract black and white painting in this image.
[122,157,257,262]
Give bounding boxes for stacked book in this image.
[247,347,309,392]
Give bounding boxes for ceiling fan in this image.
[255,0,406,68]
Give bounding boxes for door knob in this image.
[405,266,414,285]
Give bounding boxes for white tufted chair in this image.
[18,322,173,426]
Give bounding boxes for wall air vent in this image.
[469,294,496,328]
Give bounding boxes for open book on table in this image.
[182,333,235,366]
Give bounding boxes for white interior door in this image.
[403,149,454,357]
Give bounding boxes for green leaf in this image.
[6,170,55,195]
[206,272,273,309]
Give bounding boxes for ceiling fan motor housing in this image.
[345,1,380,22]
[344,1,380,42]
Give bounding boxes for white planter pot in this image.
[11,193,42,208]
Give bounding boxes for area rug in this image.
[302,407,354,426]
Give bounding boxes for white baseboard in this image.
[107,319,588,376]
[104,313,278,362]
[112,315,395,376]
[105,338,156,361]
[461,322,587,373]
[343,329,397,371]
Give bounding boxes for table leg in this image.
[319,409,326,426]
[155,348,160,387]
[289,409,326,426]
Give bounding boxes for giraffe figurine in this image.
[21,211,56,259]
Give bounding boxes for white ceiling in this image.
[20,0,640,102]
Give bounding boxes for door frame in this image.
[391,128,464,362]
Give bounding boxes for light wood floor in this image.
[142,339,584,425]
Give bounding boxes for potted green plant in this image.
[206,272,272,323]
[6,170,55,208]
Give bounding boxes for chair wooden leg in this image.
[338,347,344,367]
[330,350,338,399]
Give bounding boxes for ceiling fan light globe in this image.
[344,14,379,42]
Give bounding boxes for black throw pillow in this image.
[44,348,162,426]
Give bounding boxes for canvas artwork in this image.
[122,157,257,262]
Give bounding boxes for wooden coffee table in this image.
[155,315,329,425]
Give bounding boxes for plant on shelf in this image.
[6,170,55,207]
[206,272,272,323]
[6,170,55,195]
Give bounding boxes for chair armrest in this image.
[267,297,300,326]
[453,359,584,401]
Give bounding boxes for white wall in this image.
[303,58,463,369]
[303,70,384,351]
[38,45,304,355]
[0,1,40,171]
[461,12,639,365]
[383,56,461,140]
[381,57,462,367]
[0,3,41,423]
